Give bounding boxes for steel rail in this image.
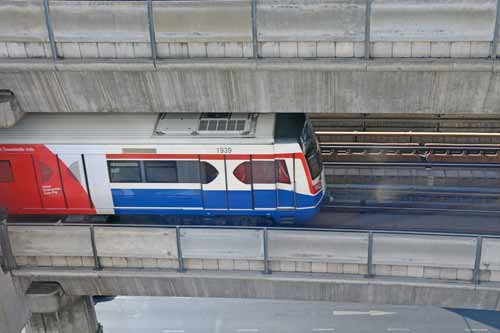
[324,162,500,168]
[323,204,500,215]
[316,131,500,137]
[320,144,500,151]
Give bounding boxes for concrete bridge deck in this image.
[2,223,500,310]
[1,0,500,127]
[2,58,500,127]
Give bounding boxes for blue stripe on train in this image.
[113,207,320,223]
[111,189,322,209]
[111,188,323,222]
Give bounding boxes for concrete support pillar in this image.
[25,282,99,333]
[0,90,24,128]
[0,271,30,333]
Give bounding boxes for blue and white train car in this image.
[0,113,324,223]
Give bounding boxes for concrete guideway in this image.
[3,223,500,310]
[1,0,500,127]
[12,269,500,311]
[2,58,500,128]
[0,0,499,60]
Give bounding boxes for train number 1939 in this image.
[216,147,232,154]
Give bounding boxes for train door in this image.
[57,154,93,210]
[276,156,295,210]
[0,155,43,213]
[249,157,277,209]
[200,156,227,210]
[227,156,253,210]
[32,153,67,210]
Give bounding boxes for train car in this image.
[0,113,324,223]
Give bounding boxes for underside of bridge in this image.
[1,58,500,129]
[13,269,500,311]
[1,0,500,127]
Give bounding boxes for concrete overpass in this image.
[2,222,500,332]
[1,0,500,127]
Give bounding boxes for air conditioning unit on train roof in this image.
[154,113,258,137]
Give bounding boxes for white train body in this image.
[0,113,324,223]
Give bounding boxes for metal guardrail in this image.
[2,221,499,285]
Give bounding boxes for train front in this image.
[298,117,325,222]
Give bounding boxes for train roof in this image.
[0,113,279,145]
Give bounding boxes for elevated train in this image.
[0,113,324,223]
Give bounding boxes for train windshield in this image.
[301,120,322,180]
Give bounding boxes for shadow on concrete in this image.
[445,308,500,329]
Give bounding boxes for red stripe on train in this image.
[106,152,319,195]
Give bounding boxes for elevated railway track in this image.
[321,143,500,164]
[317,130,500,224]
[5,130,500,235]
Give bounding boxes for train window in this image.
[301,120,322,180]
[108,160,219,184]
[39,160,53,182]
[200,162,218,184]
[108,161,142,183]
[252,161,276,184]
[233,160,290,184]
[177,161,201,183]
[145,161,178,183]
[0,161,13,183]
[276,160,291,184]
[145,161,218,184]
[68,161,81,182]
[233,162,251,184]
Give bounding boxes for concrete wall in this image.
[0,0,498,60]
[8,224,500,310]
[8,224,500,284]
[0,59,499,122]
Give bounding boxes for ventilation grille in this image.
[198,119,247,132]
[154,113,258,137]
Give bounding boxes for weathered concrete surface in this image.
[257,0,366,42]
[371,0,496,42]
[9,225,94,257]
[0,270,29,333]
[0,91,24,128]
[95,227,177,259]
[27,295,98,333]
[373,234,477,269]
[0,59,499,124]
[268,230,368,263]
[12,269,500,311]
[181,228,263,260]
[0,1,497,60]
[10,224,500,282]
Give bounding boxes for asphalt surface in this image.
[95,297,500,333]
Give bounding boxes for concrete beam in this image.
[12,269,500,311]
[0,58,498,127]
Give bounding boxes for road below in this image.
[95,297,500,333]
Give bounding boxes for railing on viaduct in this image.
[1,220,500,285]
[1,0,500,62]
